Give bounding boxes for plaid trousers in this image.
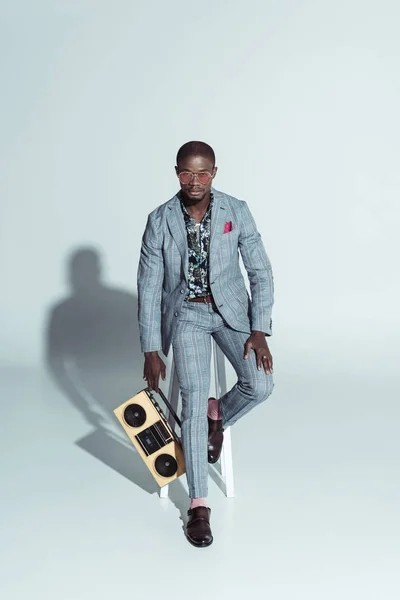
[172,301,274,498]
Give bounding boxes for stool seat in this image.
[159,338,235,499]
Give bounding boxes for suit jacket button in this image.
[174,312,179,316]
[180,290,184,294]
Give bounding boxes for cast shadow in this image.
[44,246,188,518]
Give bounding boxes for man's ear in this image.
[212,166,218,178]
[174,166,178,175]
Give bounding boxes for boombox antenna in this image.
[146,387,182,429]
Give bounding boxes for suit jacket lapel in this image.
[166,195,188,280]
[210,188,226,262]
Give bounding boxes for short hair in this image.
[176,141,216,167]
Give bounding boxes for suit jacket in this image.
[137,187,274,356]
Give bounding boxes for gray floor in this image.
[1,359,399,600]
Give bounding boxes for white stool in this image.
[159,339,235,499]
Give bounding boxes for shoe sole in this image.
[186,534,214,548]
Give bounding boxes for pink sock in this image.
[208,397,221,420]
[190,497,207,509]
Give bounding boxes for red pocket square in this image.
[223,221,233,233]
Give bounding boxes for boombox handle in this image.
[146,387,182,430]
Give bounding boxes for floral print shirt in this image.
[180,195,213,299]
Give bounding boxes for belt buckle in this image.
[203,296,208,304]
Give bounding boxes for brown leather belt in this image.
[187,295,215,304]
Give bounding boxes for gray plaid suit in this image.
[137,188,274,497]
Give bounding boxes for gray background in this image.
[2,0,399,372]
[1,1,399,599]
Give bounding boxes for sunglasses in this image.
[177,170,213,185]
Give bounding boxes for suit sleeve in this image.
[137,213,164,352]
[238,201,274,336]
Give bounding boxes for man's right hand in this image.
[143,351,166,393]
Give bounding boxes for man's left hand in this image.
[244,331,273,374]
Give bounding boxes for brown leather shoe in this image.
[207,398,224,464]
[186,507,213,547]
[208,417,224,463]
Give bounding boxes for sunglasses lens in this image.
[179,171,192,184]
[197,172,211,184]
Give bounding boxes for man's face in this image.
[175,155,217,202]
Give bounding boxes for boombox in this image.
[113,388,185,487]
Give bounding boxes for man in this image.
[137,141,274,548]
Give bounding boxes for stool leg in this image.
[159,485,169,499]
[212,340,235,497]
[220,428,235,497]
[168,358,181,430]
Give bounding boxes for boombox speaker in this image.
[113,388,185,487]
